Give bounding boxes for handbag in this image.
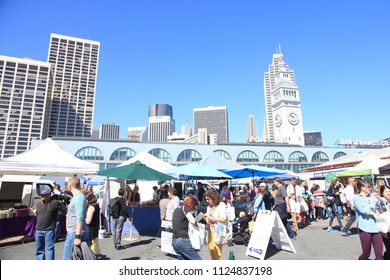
[374,202,390,234]
[215,221,228,245]
[183,207,205,250]
[245,202,255,216]
[227,206,236,221]
[188,222,205,250]
[300,200,309,212]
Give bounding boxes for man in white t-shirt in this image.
[340,177,357,237]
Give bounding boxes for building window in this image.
[110,147,136,161]
[237,150,258,163]
[213,149,232,160]
[333,151,347,159]
[288,151,308,162]
[149,148,172,162]
[75,146,104,161]
[264,150,284,162]
[312,151,329,163]
[177,149,202,162]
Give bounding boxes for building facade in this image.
[148,104,175,142]
[0,56,53,158]
[47,33,100,138]
[193,106,229,143]
[100,122,120,139]
[304,131,323,146]
[246,115,258,143]
[34,138,375,173]
[127,126,147,142]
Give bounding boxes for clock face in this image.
[275,113,282,127]
[288,112,299,125]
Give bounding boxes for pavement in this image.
[1,217,380,260]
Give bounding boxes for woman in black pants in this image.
[325,179,344,232]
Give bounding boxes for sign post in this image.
[246,211,296,260]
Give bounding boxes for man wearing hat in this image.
[35,186,67,260]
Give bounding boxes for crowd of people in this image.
[33,174,390,260]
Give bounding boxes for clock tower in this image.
[270,54,304,146]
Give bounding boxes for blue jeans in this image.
[35,229,55,260]
[172,238,202,260]
[63,231,89,260]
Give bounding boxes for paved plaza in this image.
[0,218,380,260]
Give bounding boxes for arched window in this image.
[213,149,232,161]
[109,147,136,161]
[177,149,202,162]
[149,148,172,162]
[312,151,329,163]
[264,150,284,162]
[75,146,104,161]
[333,151,347,159]
[237,150,258,163]
[288,151,308,162]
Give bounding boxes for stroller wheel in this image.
[244,235,251,246]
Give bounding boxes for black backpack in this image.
[109,198,121,218]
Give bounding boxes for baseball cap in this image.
[40,187,51,196]
[259,182,267,187]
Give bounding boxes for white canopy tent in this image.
[336,154,390,177]
[118,150,175,172]
[0,138,99,176]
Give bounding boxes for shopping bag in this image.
[300,200,309,212]
[227,206,236,221]
[375,204,390,233]
[188,222,205,250]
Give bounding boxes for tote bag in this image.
[183,207,206,250]
[374,203,390,234]
[188,222,206,250]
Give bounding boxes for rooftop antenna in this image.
[278,43,282,54]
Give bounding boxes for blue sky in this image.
[0,0,389,147]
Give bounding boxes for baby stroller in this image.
[231,214,252,246]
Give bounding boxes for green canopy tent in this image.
[98,160,174,240]
[98,160,174,181]
[335,168,372,177]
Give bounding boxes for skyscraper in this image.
[100,122,120,139]
[47,33,100,138]
[246,115,258,143]
[263,48,303,145]
[0,56,53,158]
[148,104,175,142]
[193,106,229,143]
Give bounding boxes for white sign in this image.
[160,221,176,255]
[246,211,296,260]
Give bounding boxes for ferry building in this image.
[32,137,375,173]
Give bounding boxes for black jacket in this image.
[326,185,341,206]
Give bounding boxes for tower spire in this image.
[278,43,282,54]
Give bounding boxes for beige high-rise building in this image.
[246,115,258,143]
[47,33,100,138]
[0,56,53,158]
